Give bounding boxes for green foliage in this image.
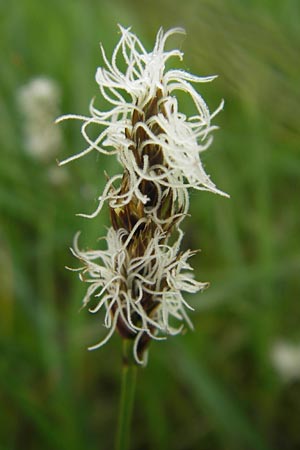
[1,0,300,449]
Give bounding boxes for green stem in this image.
[115,340,138,450]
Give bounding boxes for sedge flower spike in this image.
[58,26,228,365]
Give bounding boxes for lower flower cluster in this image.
[72,224,207,364]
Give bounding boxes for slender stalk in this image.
[115,340,138,450]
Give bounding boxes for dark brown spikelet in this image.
[108,89,187,359]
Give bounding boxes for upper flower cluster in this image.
[58,26,227,218]
[59,26,227,364]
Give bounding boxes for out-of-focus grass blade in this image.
[196,256,300,310]
[138,360,170,450]
[0,364,61,450]
[170,341,271,450]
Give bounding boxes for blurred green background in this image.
[1,0,300,449]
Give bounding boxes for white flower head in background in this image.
[271,340,300,383]
[18,77,63,162]
[58,26,228,364]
